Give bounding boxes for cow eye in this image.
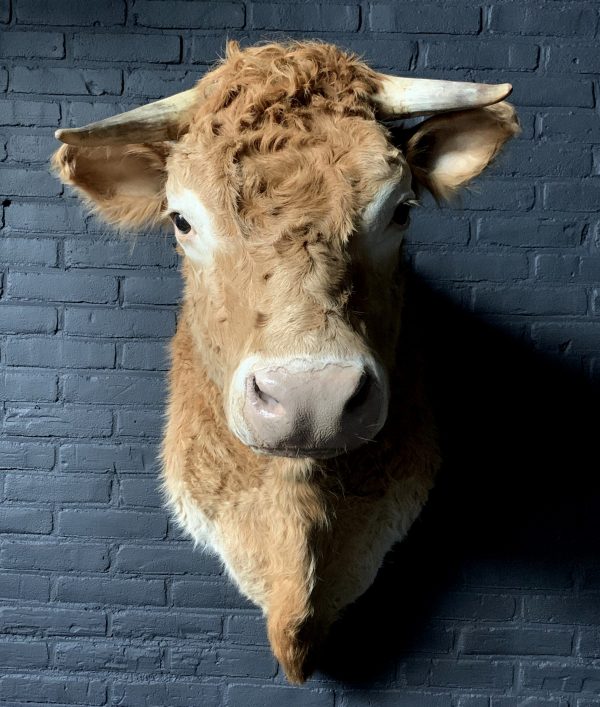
[392,203,411,227]
[170,212,192,234]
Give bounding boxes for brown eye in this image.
[392,203,410,227]
[170,212,191,234]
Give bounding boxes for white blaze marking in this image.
[167,188,220,266]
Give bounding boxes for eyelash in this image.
[391,198,418,227]
[169,212,192,234]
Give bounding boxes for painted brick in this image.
[0,572,49,601]
[1,167,61,196]
[429,660,513,689]
[0,675,106,704]
[55,640,162,672]
[73,32,180,63]
[115,408,165,437]
[424,41,539,71]
[10,66,122,95]
[6,271,118,304]
[0,370,58,402]
[15,0,125,25]
[4,473,111,503]
[59,442,153,471]
[56,576,166,606]
[0,540,110,571]
[111,609,222,640]
[0,99,60,126]
[169,645,277,678]
[543,182,600,212]
[251,3,359,32]
[0,606,107,636]
[118,476,164,507]
[64,237,177,269]
[62,372,165,404]
[0,506,53,534]
[226,615,270,647]
[124,68,196,98]
[0,31,64,58]
[58,509,168,539]
[475,217,582,248]
[539,111,600,142]
[521,663,600,692]
[63,306,176,338]
[343,692,452,707]
[228,685,334,707]
[133,1,244,29]
[431,593,517,621]
[0,237,58,265]
[0,640,49,668]
[115,544,221,574]
[120,340,169,370]
[0,441,54,469]
[3,404,112,437]
[5,200,86,232]
[489,4,598,36]
[172,578,253,610]
[5,133,60,163]
[122,275,182,305]
[112,682,221,707]
[472,287,586,315]
[369,4,480,33]
[459,628,573,656]
[414,252,529,282]
[4,337,116,368]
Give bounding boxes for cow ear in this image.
[52,142,170,230]
[404,102,520,201]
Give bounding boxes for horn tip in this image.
[499,82,513,100]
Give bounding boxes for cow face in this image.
[53,42,519,459]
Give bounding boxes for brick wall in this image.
[1,0,599,705]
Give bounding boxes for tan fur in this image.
[52,41,519,683]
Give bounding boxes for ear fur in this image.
[404,101,520,201]
[51,142,170,230]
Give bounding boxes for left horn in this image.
[373,75,512,118]
[54,87,200,146]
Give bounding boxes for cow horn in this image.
[54,87,200,146]
[373,75,512,118]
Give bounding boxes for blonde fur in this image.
[51,41,518,683]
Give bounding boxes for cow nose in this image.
[242,361,387,456]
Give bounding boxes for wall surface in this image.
[1,0,600,705]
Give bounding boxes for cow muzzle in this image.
[229,356,389,458]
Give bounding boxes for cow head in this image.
[53,41,519,459]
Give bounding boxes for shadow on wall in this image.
[317,272,600,685]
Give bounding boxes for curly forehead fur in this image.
[168,41,402,244]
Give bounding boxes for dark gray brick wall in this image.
[1,0,599,705]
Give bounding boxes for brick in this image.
[462,558,574,590]
[16,0,124,25]
[226,615,270,647]
[544,182,600,212]
[189,34,232,64]
[0,507,52,534]
[133,1,244,29]
[5,200,86,232]
[122,275,182,305]
[64,237,177,268]
[0,571,49,600]
[5,473,111,503]
[0,99,60,126]
[533,254,580,281]
[4,403,112,437]
[491,699,567,707]
[1,167,61,196]
[369,4,480,33]
[5,337,116,368]
[336,38,415,71]
[251,3,359,31]
[56,576,165,606]
[460,627,573,656]
[172,578,253,610]
[115,408,164,437]
[65,99,140,127]
[540,111,600,142]
[111,609,222,639]
[0,640,48,668]
[59,442,153,471]
[473,287,586,315]
[0,675,106,705]
[112,682,221,707]
[490,142,592,178]
[124,68,196,98]
[10,66,122,95]
[578,629,600,658]
[522,663,600,692]
[0,606,106,636]
[415,252,528,282]
[6,271,118,303]
[0,370,58,401]
[547,44,600,74]
[115,544,221,574]
[431,593,516,621]
[531,323,600,354]
[62,372,165,404]
[489,4,598,36]
[63,306,176,338]
[424,41,538,71]
[0,31,64,58]
[0,540,109,571]
[449,179,535,211]
[476,217,582,248]
[55,640,162,672]
[170,645,277,678]
[510,76,594,108]
[0,237,58,265]
[0,67,8,90]
[343,693,452,707]
[0,441,54,469]
[524,596,600,625]
[429,659,513,689]
[227,685,334,707]
[73,32,180,63]
[407,213,470,245]
[58,509,167,538]
[7,134,60,163]
[120,341,169,370]
[118,476,163,507]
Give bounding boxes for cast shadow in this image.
[317,272,600,685]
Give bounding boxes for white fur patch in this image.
[167,188,220,266]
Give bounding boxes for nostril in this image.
[344,371,372,413]
[253,376,279,407]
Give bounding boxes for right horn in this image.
[54,87,201,147]
[373,75,513,118]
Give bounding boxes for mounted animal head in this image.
[53,41,519,459]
